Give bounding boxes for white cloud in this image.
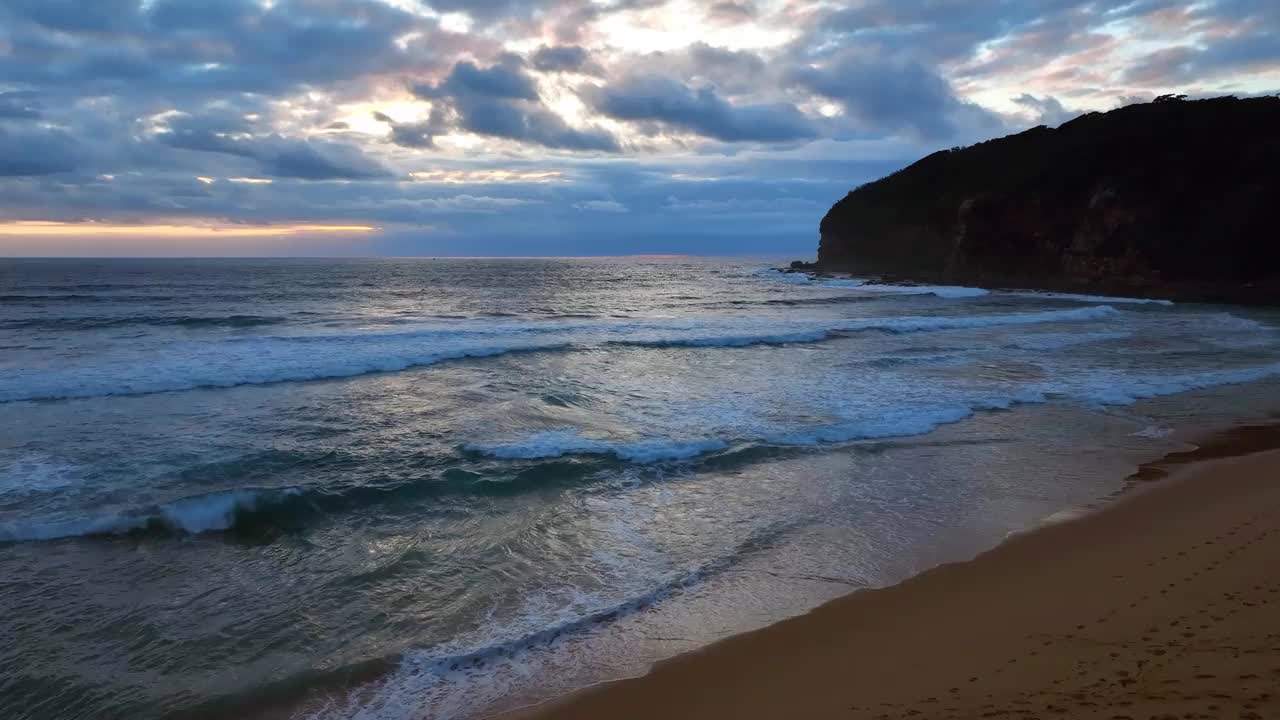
[573,200,628,212]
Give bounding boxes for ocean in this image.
[3,257,1280,720]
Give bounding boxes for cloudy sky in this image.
[1,0,1276,256]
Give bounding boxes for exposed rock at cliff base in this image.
[817,96,1280,304]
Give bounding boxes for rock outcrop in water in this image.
[815,96,1280,303]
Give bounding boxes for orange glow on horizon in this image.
[0,220,380,238]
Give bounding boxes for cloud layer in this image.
[0,0,1276,255]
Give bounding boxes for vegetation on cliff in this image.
[817,96,1280,302]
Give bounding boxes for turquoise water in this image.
[3,257,1279,720]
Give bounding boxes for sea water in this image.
[3,257,1280,719]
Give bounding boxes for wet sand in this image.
[516,428,1280,720]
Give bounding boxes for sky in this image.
[0,0,1277,257]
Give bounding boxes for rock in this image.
[815,96,1280,304]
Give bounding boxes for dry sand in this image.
[516,428,1280,720]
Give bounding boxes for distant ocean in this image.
[4,257,1280,720]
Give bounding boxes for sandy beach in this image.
[518,428,1280,720]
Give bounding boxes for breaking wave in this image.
[469,431,729,463]
[0,487,303,543]
[0,307,1120,403]
[299,520,799,720]
[1002,290,1174,305]
[471,360,1280,466]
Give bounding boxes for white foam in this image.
[1131,425,1174,439]
[1188,312,1276,348]
[852,283,990,298]
[469,430,728,464]
[1003,290,1174,305]
[1199,312,1271,333]
[0,307,1121,403]
[619,329,831,347]
[837,305,1117,333]
[299,523,789,720]
[763,405,982,446]
[470,358,1280,466]
[1065,362,1280,406]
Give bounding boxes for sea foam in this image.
[0,307,1120,403]
[298,521,795,720]
[470,360,1280,466]
[1003,290,1174,305]
[468,431,728,463]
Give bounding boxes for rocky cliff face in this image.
[817,96,1280,303]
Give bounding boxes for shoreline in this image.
[777,264,1280,306]
[509,422,1280,720]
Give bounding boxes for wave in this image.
[612,306,1119,350]
[467,405,1008,466]
[1002,290,1174,305]
[0,460,626,543]
[469,431,729,463]
[0,293,180,303]
[1064,361,1280,405]
[752,268,988,298]
[471,359,1280,466]
[713,295,880,308]
[300,520,798,720]
[0,314,288,331]
[850,283,990,299]
[1003,330,1133,351]
[0,453,82,497]
[13,358,1280,543]
[0,487,302,542]
[0,307,1120,403]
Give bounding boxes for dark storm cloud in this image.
[604,43,769,98]
[421,0,557,20]
[784,50,1007,140]
[0,127,84,176]
[1011,94,1078,126]
[454,95,621,151]
[531,45,598,74]
[706,2,757,25]
[0,91,42,119]
[373,108,451,149]
[266,141,394,180]
[158,114,394,180]
[0,0,456,99]
[2,0,142,33]
[588,75,819,143]
[420,60,541,101]
[414,60,621,151]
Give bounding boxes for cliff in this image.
[816,96,1280,303]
